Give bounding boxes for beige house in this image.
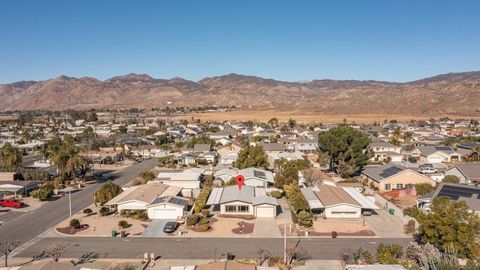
[362,165,436,193]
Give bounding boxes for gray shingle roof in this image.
[362,164,407,182]
[432,183,480,212]
[454,164,480,180]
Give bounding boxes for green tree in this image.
[31,184,54,201]
[317,125,370,177]
[234,145,268,169]
[138,171,155,182]
[118,125,128,134]
[268,117,279,128]
[415,183,435,196]
[0,143,23,172]
[376,243,403,264]
[442,175,460,184]
[287,118,296,129]
[94,182,122,204]
[416,196,480,258]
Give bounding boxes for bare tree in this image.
[71,252,98,266]
[285,240,310,266]
[256,248,270,266]
[302,168,322,187]
[44,241,69,262]
[0,240,20,267]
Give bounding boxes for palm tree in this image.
[0,143,23,172]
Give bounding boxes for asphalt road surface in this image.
[16,237,412,260]
[0,159,157,243]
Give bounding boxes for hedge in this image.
[194,186,212,213]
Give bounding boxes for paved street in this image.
[16,237,412,260]
[0,159,157,243]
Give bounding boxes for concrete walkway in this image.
[364,209,409,238]
[253,218,281,237]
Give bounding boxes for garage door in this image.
[152,208,178,219]
[256,207,274,217]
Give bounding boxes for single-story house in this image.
[444,163,480,184]
[146,196,190,219]
[293,139,318,154]
[362,164,436,193]
[106,182,188,220]
[302,185,378,218]
[411,146,462,163]
[156,168,204,196]
[417,182,480,215]
[268,151,304,168]
[206,185,278,218]
[256,143,286,154]
[212,167,274,188]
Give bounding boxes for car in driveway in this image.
[419,164,437,174]
[0,199,24,208]
[163,221,179,233]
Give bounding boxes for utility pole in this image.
[283,207,287,263]
[69,190,72,220]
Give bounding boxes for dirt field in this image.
[190,110,479,124]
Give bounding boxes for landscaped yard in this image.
[55,204,149,237]
[301,216,375,236]
[178,216,257,237]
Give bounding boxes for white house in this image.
[156,168,204,196]
[302,185,378,219]
[106,182,187,220]
[411,146,461,163]
[206,185,278,218]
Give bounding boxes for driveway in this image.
[253,217,281,237]
[143,219,175,237]
[364,209,409,238]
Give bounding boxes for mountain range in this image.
[1,71,480,116]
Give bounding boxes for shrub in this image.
[118,220,129,229]
[201,209,210,218]
[415,183,435,196]
[442,175,460,184]
[297,210,313,227]
[138,171,155,182]
[120,210,148,221]
[31,184,54,201]
[94,182,122,204]
[198,217,208,225]
[70,219,81,229]
[403,207,422,219]
[83,208,93,215]
[194,186,212,213]
[186,214,199,226]
[376,243,404,264]
[99,207,110,216]
[270,190,283,198]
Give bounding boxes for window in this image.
[225,205,236,212]
[238,205,249,212]
[384,184,391,191]
[396,183,404,189]
[225,205,249,212]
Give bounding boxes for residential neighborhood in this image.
[1,1,480,269]
[1,110,480,269]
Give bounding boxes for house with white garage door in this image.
[146,196,190,219]
[106,182,190,220]
[302,185,379,218]
[206,185,278,218]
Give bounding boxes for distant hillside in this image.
[1,71,480,116]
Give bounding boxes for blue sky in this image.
[1,0,479,83]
